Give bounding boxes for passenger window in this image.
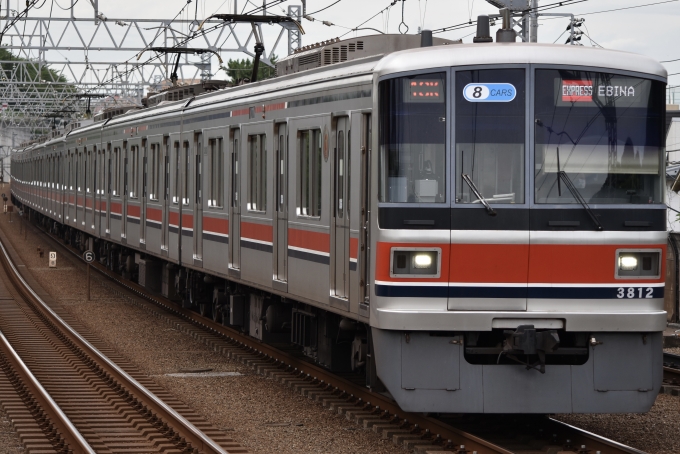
[77,152,81,192]
[455,68,525,204]
[337,130,344,218]
[130,145,138,198]
[298,129,322,217]
[209,138,224,207]
[232,136,239,208]
[172,142,180,204]
[112,147,120,196]
[150,144,159,201]
[183,142,190,205]
[248,134,267,212]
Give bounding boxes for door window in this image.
[298,130,321,217]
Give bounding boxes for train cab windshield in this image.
[534,69,665,205]
[379,72,447,203]
[379,68,665,208]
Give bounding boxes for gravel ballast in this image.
[1,201,679,454]
[0,208,398,453]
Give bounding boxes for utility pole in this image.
[288,5,302,55]
[529,0,538,42]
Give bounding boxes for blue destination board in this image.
[463,83,516,102]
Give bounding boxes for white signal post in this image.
[83,251,95,301]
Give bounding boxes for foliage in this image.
[220,53,278,85]
[0,47,77,104]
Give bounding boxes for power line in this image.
[432,0,586,34]
[574,0,678,16]
[50,0,291,114]
[307,0,343,15]
[340,1,398,38]
[52,0,80,10]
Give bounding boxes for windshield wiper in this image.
[557,171,603,231]
[554,147,602,231]
[462,174,496,216]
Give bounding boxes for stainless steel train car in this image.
[11,26,668,414]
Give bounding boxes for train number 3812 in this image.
[616,287,654,299]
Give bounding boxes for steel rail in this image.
[549,418,649,454]
[35,227,511,454]
[94,261,513,454]
[0,237,230,454]
[0,328,95,454]
[663,351,680,380]
[29,218,648,454]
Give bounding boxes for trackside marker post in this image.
[83,250,95,301]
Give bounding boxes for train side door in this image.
[168,133,182,262]
[46,156,51,217]
[359,114,372,307]
[193,132,203,264]
[331,116,350,302]
[121,142,128,242]
[75,149,81,226]
[140,140,148,247]
[57,153,62,221]
[81,148,86,227]
[106,143,114,238]
[70,150,76,224]
[95,147,103,236]
[228,128,241,271]
[86,147,93,231]
[273,122,288,287]
[161,136,170,254]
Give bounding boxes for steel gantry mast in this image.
[485,0,582,44]
[0,0,303,136]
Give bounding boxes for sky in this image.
[5,0,680,95]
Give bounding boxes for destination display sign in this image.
[404,79,444,103]
[555,76,651,108]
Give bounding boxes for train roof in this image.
[375,42,667,80]
[105,55,379,127]
[20,39,668,148]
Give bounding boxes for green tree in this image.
[220,54,278,85]
[0,48,77,104]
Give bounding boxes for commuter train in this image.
[11,26,668,413]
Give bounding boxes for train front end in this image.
[370,43,668,413]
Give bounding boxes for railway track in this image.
[663,352,680,382]
[0,228,246,453]
[21,215,648,454]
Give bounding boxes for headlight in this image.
[618,256,638,271]
[413,254,433,268]
[616,250,661,279]
[391,249,440,277]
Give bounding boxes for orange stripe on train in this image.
[377,241,666,285]
[203,217,228,234]
[242,222,272,243]
[288,228,329,253]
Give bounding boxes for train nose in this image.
[448,239,530,311]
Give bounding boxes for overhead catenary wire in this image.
[431,0,587,34]
[49,0,290,115]
[340,1,398,38]
[419,0,428,30]
[52,0,79,10]
[579,24,602,48]
[572,0,677,16]
[307,0,343,15]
